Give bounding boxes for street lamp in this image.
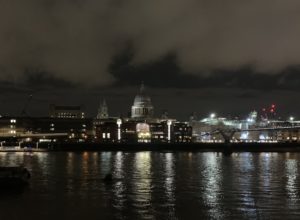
[210,113,216,119]
[117,119,122,142]
[167,120,172,142]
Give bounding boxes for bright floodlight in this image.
[210,113,216,119]
[290,116,294,121]
[117,119,122,125]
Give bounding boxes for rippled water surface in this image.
[0,152,300,219]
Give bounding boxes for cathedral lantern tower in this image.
[131,83,154,119]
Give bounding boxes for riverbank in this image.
[0,147,47,152]
[1,142,300,152]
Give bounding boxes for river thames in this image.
[0,151,299,219]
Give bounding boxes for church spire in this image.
[97,99,109,119]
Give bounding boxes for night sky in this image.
[1,0,300,120]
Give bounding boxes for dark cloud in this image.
[23,70,76,89]
[110,51,300,90]
[2,0,300,120]
[1,0,300,86]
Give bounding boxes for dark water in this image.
[0,152,300,219]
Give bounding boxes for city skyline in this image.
[2,2,300,219]
[0,81,298,121]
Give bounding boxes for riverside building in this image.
[95,83,192,144]
[49,104,85,119]
[0,84,193,146]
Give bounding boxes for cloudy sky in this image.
[1,0,300,120]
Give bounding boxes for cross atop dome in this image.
[102,99,107,107]
[140,81,145,93]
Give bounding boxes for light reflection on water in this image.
[112,152,126,215]
[232,153,258,219]
[0,152,300,219]
[133,152,153,219]
[200,153,223,219]
[164,153,176,219]
[285,158,299,205]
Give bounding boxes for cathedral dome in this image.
[133,84,152,107]
[131,83,154,119]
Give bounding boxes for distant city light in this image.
[247,118,254,123]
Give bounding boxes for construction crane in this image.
[21,94,33,117]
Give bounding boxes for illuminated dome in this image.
[133,84,152,107]
[131,83,154,119]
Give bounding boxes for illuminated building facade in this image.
[94,119,192,144]
[190,111,300,143]
[94,83,192,144]
[0,117,93,146]
[49,105,85,119]
[173,122,193,143]
[95,120,118,143]
[0,83,193,146]
[0,118,26,136]
[131,83,154,119]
